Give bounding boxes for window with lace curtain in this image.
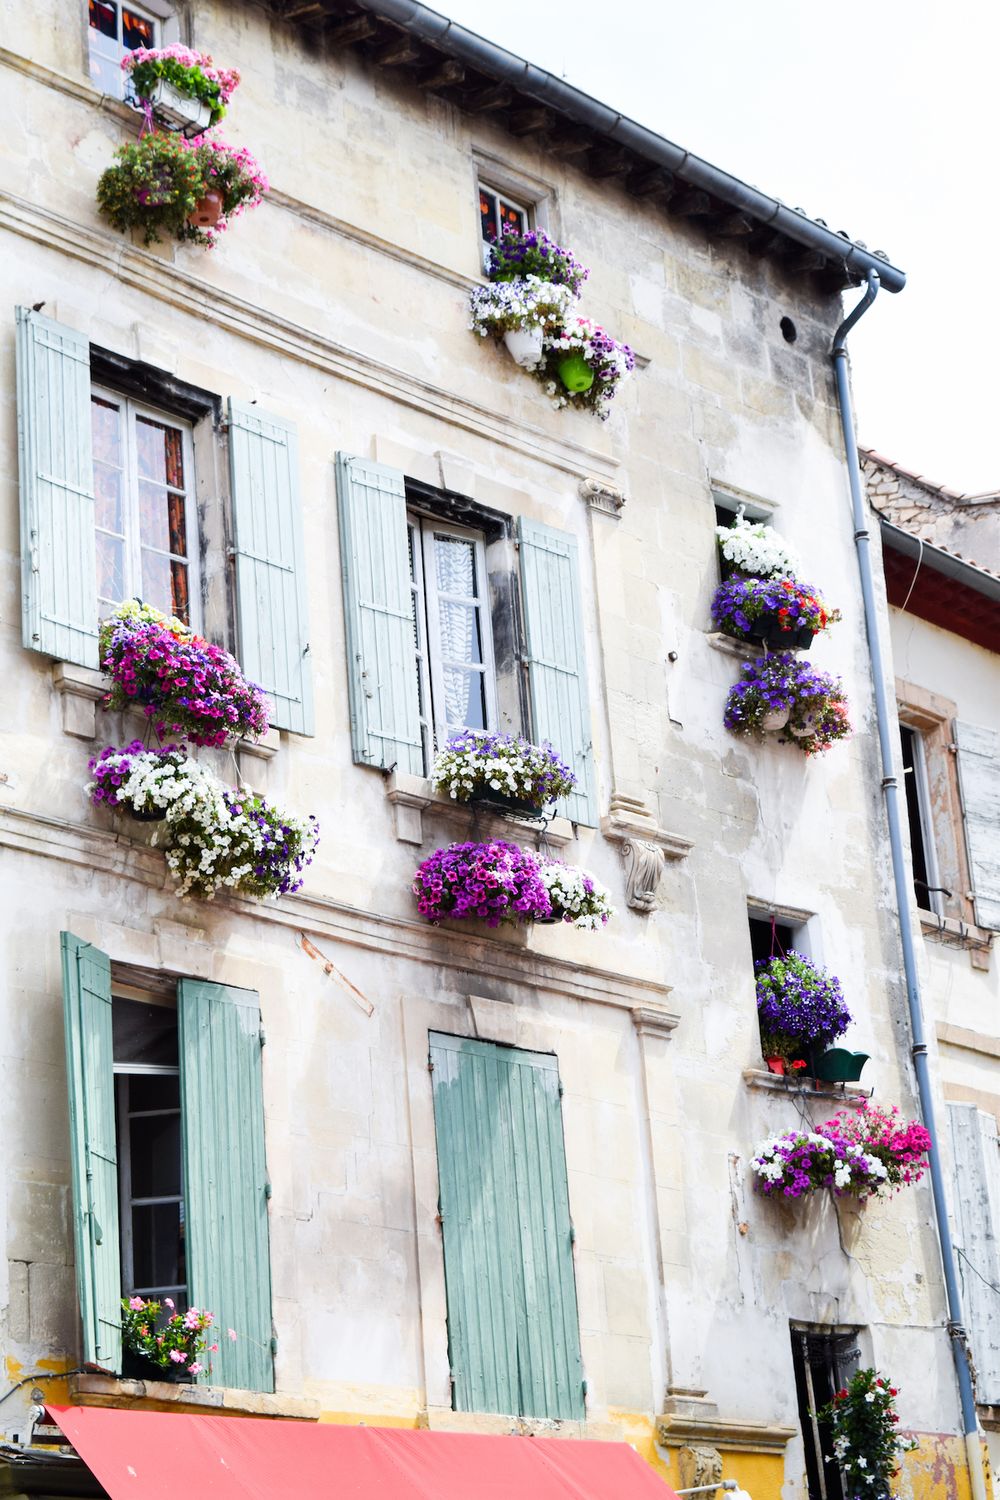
[407,513,498,771]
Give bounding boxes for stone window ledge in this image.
[68,1373,319,1421]
[743,1068,872,1107]
[51,661,281,760]
[385,770,574,848]
[705,631,763,661]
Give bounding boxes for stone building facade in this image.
[0,2,981,1495]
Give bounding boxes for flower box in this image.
[431,730,576,815]
[147,76,213,133]
[468,789,545,820]
[812,1047,870,1082]
[725,652,852,755]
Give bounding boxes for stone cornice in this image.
[656,1412,797,1454]
[0,804,672,1014]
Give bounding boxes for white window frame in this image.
[87,0,162,100]
[92,385,201,630]
[478,180,532,272]
[408,512,499,759]
[900,722,947,918]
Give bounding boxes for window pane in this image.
[92,396,122,463]
[113,999,178,1068]
[141,548,175,617]
[479,188,499,244]
[132,1201,186,1294]
[122,7,155,49]
[434,534,476,598]
[138,481,188,558]
[95,464,124,536]
[96,532,125,607]
[439,601,483,666]
[130,1112,182,1199]
[136,416,185,489]
[89,0,118,37]
[170,560,191,625]
[498,199,525,235]
[443,667,486,730]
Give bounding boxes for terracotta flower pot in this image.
[558,353,595,393]
[188,189,224,229]
[764,1055,786,1076]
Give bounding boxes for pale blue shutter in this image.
[955,720,1000,929]
[228,400,313,736]
[16,308,98,666]
[61,932,121,1370]
[430,1034,584,1421]
[336,454,423,773]
[178,980,273,1393]
[518,518,597,825]
[948,1103,1000,1401]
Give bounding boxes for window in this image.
[408,513,498,762]
[790,1326,861,1500]
[113,996,186,1308]
[61,933,274,1390]
[88,0,158,98]
[748,912,797,969]
[92,388,199,627]
[429,1033,585,1420]
[900,724,946,917]
[478,181,530,270]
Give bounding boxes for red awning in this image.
[50,1405,679,1498]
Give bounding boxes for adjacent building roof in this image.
[270,0,906,296]
[879,520,1000,654]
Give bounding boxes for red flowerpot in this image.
[187,189,223,229]
[764,1056,786,1076]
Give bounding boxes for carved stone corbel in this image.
[602,793,693,913]
[678,1445,723,1493]
[579,476,626,517]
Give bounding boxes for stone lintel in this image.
[657,1411,797,1454]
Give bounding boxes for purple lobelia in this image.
[755,951,851,1062]
[431,731,576,810]
[724,652,852,754]
[487,227,590,296]
[412,841,552,927]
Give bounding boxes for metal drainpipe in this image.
[832,271,986,1500]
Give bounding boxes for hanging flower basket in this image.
[536,317,635,420]
[469,276,577,370]
[724,652,852,754]
[820,1101,931,1190]
[122,44,241,131]
[99,602,270,748]
[749,1129,888,1200]
[96,131,267,247]
[430,731,576,815]
[88,740,186,819]
[486,227,590,295]
[412,841,552,927]
[755,951,851,1067]
[711,575,840,649]
[538,861,615,929]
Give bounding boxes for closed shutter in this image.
[60,932,121,1370]
[178,980,273,1393]
[517,518,597,825]
[16,308,99,667]
[954,720,1000,929]
[228,400,313,736]
[948,1102,1000,1401]
[429,1034,584,1421]
[336,454,422,773]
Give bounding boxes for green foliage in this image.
[817,1367,918,1497]
[96,133,205,245]
[129,56,227,123]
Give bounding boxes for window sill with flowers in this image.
[68,1372,319,1421]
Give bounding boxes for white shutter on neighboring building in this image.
[948,1102,1000,1402]
[954,719,1000,930]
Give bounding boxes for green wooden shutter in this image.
[16,308,98,667]
[61,932,121,1370]
[336,454,423,773]
[499,1045,584,1421]
[178,980,273,1393]
[517,518,597,825]
[955,719,1000,930]
[228,400,313,736]
[429,1034,584,1421]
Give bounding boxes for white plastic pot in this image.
[761,708,791,732]
[503,326,544,368]
[148,78,213,134]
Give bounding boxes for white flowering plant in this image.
[818,1368,918,1495]
[716,508,801,580]
[431,730,576,811]
[539,862,615,929]
[87,745,319,900]
[469,275,577,352]
[749,1129,888,1200]
[536,316,635,420]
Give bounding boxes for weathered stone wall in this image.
[0,4,969,1494]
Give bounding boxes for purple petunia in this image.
[412,841,552,927]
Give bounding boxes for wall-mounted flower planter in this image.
[813,1048,870,1083]
[188,188,223,229]
[557,353,595,392]
[503,326,544,368]
[147,76,213,133]
[431,730,576,816]
[469,790,544,821]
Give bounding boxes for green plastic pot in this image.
[558,353,595,393]
[812,1048,870,1083]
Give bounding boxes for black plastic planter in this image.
[469,791,544,821]
[121,1347,190,1383]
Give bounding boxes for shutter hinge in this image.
[264,1178,273,1200]
[581,1379,588,1396]
[569,1225,576,1243]
[428,1059,435,1072]
[557,1081,564,1096]
[270,1336,278,1357]
[259,1025,266,1046]
[435,1211,444,1227]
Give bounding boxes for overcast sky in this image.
[444,0,999,494]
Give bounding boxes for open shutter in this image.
[949,1103,1000,1401]
[499,1046,584,1421]
[336,454,422,773]
[16,308,98,667]
[228,400,313,736]
[517,518,597,825]
[429,1034,584,1421]
[60,932,121,1370]
[178,980,273,1393]
[954,720,1000,929]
